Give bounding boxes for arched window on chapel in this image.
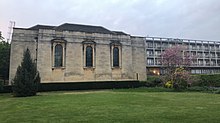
[113,47,119,67]
[110,40,121,68]
[54,44,63,67]
[82,40,96,68]
[86,46,93,67]
[51,38,66,69]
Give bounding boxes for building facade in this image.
[9,23,146,84]
[146,37,220,75]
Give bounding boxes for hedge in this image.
[0,81,145,93]
[192,74,220,87]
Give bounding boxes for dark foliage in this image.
[145,76,163,87]
[0,85,11,93]
[39,81,143,92]
[2,81,144,93]
[0,41,10,83]
[0,80,3,91]
[12,48,40,97]
[200,74,220,87]
[191,74,220,87]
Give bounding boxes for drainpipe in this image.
[34,36,38,67]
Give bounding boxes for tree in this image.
[0,35,10,84]
[161,45,194,89]
[12,48,40,97]
[0,31,4,41]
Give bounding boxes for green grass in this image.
[0,88,220,123]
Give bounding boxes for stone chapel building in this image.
[9,23,146,84]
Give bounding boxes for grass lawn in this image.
[0,88,220,123]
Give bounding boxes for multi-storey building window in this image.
[147,42,153,48]
[210,60,216,66]
[191,51,196,56]
[210,45,214,50]
[189,45,192,50]
[155,51,161,56]
[204,60,210,66]
[204,52,209,58]
[216,45,220,50]
[192,60,197,66]
[192,44,196,50]
[217,53,220,57]
[197,44,202,50]
[155,58,161,65]
[217,60,220,66]
[162,42,168,48]
[147,50,154,56]
[147,58,154,65]
[198,60,203,65]
[210,53,215,58]
[154,42,161,48]
[197,52,203,58]
[168,44,172,47]
[204,45,208,50]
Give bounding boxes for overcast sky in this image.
[0,0,220,41]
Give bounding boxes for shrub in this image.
[162,67,192,90]
[214,89,220,94]
[172,67,191,90]
[0,80,3,91]
[145,76,163,87]
[189,75,201,87]
[165,80,173,88]
[12,49,41,97]
[173,78,189,90]
[191,74,220,87]
[200,74,220,87]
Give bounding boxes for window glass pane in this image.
[147,58,154,65]
[86,46,93,67]
[55,44,63,67]
[113,47,119,67]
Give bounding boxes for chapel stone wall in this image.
[9,26,146,84]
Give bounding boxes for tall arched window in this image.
[113,47,119,67]
[86,46,93,67]
[54,44,63,67]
